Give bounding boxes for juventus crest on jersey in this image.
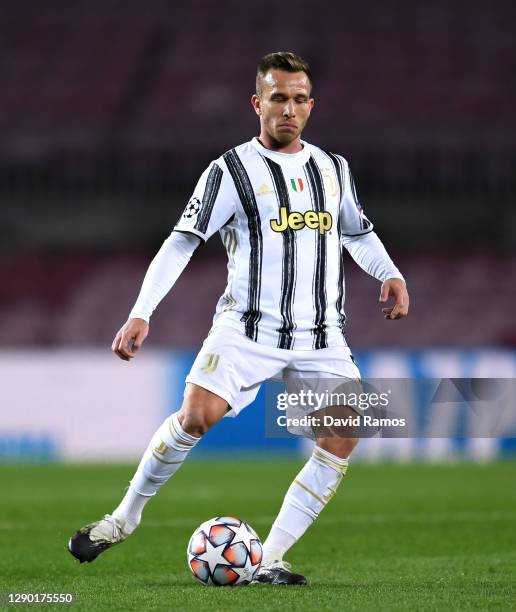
[174,138,373,351]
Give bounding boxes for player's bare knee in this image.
[178,384,229,437]
[317,436,359,459]
[179,409,212,437]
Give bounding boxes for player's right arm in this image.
[112,317,150,361]
[112,231,200,361]
[112,159,237,361]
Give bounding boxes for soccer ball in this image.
[187,516,262,586]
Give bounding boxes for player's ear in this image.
[251,94,262,116]
[305,97,315,119]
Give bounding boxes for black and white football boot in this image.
[68,514,129,563]
[252,560,308,585]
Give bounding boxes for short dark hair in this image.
[256,51,312,95]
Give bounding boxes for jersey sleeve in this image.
[339,159,374,238]
[174,160,237,242]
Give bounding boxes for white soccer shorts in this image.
[185,325,361,416]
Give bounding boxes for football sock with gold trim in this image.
[112,412,199,533]
[261,447,348,564]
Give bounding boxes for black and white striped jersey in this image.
[174,137,374,350]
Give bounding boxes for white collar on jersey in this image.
[251,136,312,164]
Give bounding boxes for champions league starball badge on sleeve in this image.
[183,197,201,219]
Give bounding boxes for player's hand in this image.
[379,278,409,320]
[112,318,149,361]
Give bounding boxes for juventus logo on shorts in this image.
[201,353,220,374]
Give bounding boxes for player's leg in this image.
[256,349,361,585]
[68,384,229,563]
[260,418,358,561]
[110,384,229,530]
[256,408,358,585]
[68,326,285,564]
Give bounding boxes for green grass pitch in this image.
[1,460,515,611]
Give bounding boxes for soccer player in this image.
[68,52,409,585]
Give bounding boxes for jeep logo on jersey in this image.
[270,207,333,235]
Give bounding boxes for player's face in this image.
[252,70,314,149]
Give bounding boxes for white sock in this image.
[112,412,199,533]
[262,447,348,564]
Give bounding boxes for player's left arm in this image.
[341,232,409,320]
[338,159,409,320]
[378,276,409,320]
